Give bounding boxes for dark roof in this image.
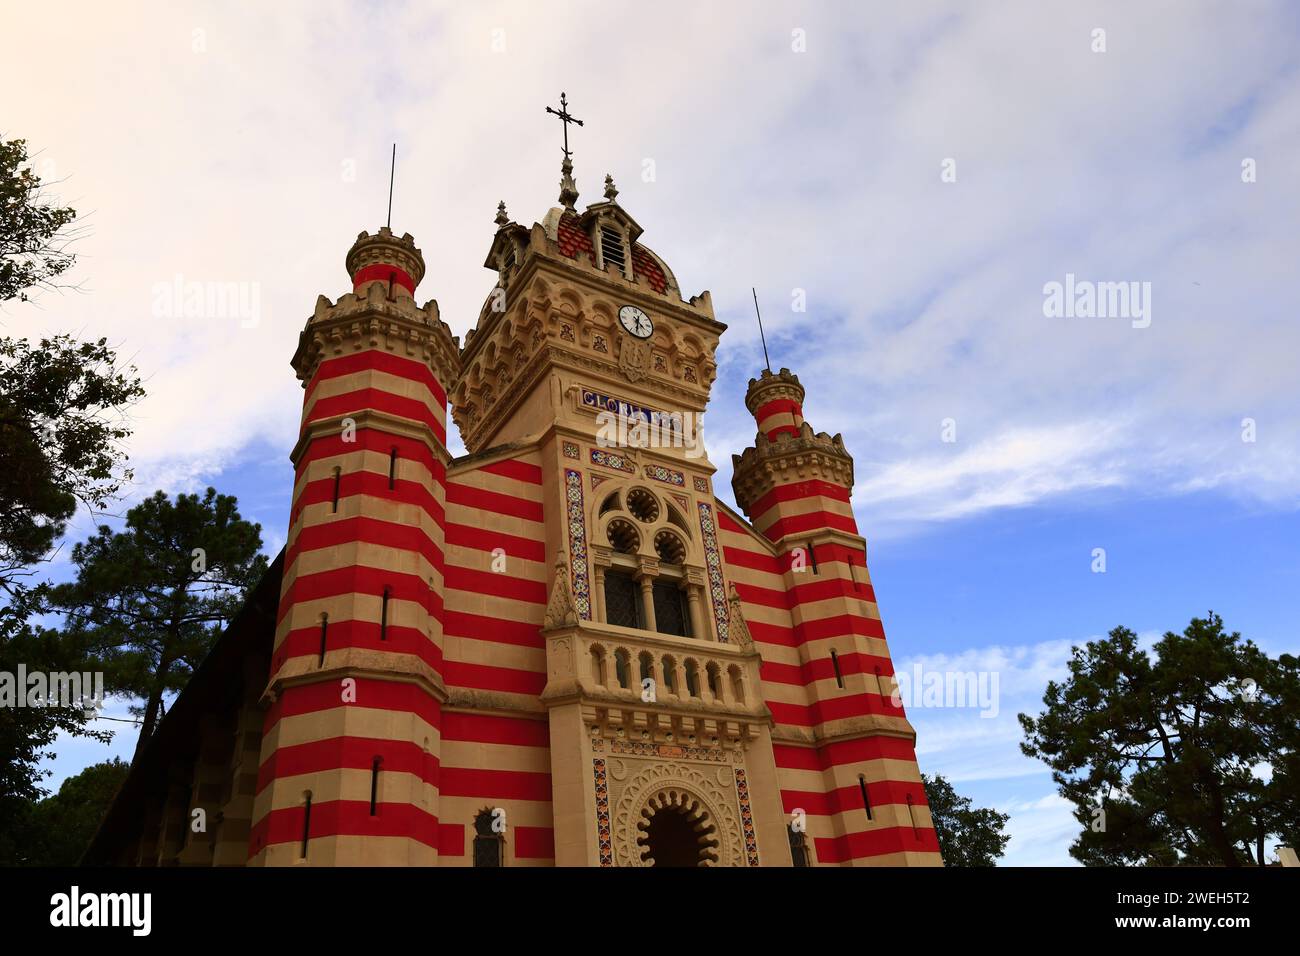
[81,549,284,865]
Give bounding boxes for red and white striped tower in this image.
[732,367,941,865]
[248,227,461,865]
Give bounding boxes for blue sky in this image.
[4,1,1300,865]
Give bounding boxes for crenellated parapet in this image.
[290,283,461,394]
[731,423,855,519]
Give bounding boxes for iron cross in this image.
[546,92,583,158]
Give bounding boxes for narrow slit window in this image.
[849,556,861,592]
[810,543,819,575]
[370,757,381,816]
[300,793,312,859]
[787,823,811,867]
[380,587,390,641]
[859,775,873,821]
[318,614,328,666]
[388,448,398,490]
[332,467,341,513]
[830,649,844,689]
[907,793,920,838]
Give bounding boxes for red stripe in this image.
[781,779,928,817]
[442,660,545,696]
[307,349,446,407]
[746,479,851,521]
[352,262,415,295]
[262,677,441,733]
[445,522,547,563]
[291,473,444,540]
[272,620,442,675]
[285,515,443,576]
[444,566,546,604]
[256,736,440,794]
[814,824,940,862]
[754,397,803,422]
[514,826,555,859]
[773,737,921,770]
[277,566,438,625]
[440,767,552,801]
[446,482,544,522]
[295,428,445,482]
[760,510,859,542]
[250,799,438,856]
[442,712,549,748]
[443,610,543,649]
[767,691,905,727]
[479,458,544,485]
[305,387,445,445]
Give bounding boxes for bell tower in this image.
[448,105,792,864]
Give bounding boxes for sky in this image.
[3,0,1299,866]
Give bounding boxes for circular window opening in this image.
[636,792,719,867]
[607,518,640,555]
[654,530,686,565]
[626,488,660,524]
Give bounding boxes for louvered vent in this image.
[600,225,626,274]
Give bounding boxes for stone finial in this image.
[544,549,579,629]
[727,583,756,652]
[495,201,510,227]
[559,156,579,212]
[603,174,618,202]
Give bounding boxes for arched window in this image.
[473,808,504,867]
[787,823,811,867]
[684,659,700,698]
[614,649,631,689]
[590,646,607,686]
[729,664,745,704]
[604,570,641,628]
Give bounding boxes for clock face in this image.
[618,305,654,339]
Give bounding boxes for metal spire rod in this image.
[752,287,772,372]
[386,143,396,229]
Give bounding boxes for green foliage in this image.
[922,773,1010,866]
[52,488,267,762]
[0,137,78,303]
[0,758,129,866]
[0,335,144,591]
[0,592,111,860]
[1019,612,1300,866]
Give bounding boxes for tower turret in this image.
[248,228,460,865]
[731,367,937,865]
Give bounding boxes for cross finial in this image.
[545,91,583,159]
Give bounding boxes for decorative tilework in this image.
[670,493,690,512]
[590,448,635,473]
[564,469,592,620]
[693,476,709,493]
[697,502,729,643]
[611,740,727,763]
[593,758,612,866]
[644,463,685,486]
[562,441,580,460]
[735,769,759,866]
[590,473,610,491]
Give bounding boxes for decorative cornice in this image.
[292,282,461,390]
[730,423,855,515]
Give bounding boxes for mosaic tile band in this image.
[697,501,729,642]
[564,468,592,620]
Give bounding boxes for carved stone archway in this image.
[611,761,743,867]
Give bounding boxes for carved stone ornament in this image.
[727,583,756,653]
[618,333,651,383]
[544,549,579,629]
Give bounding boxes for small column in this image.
[592,547,611,624]
[685,570,707,639]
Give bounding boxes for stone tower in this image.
[248,228,460,865]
